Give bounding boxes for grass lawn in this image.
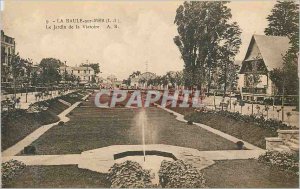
[170,107,278,149]
[3,165,110,188]
[1,91,86,151]
[203,159,299,188]
[29,93,237,155]
[1,110,59,151]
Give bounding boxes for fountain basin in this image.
[78,144,215,177]
[114,150,177,160]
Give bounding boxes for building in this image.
[106,74,119,88]
[1,30,15,87]
[59,66,95,85]
[238,34,290,102]
[130,72,156,88]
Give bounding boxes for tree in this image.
[39,58,63,85]
[129,71,141,78]
[174,1,241,93]
[265,1,299,49]
[11,53,25,97]
[65,72,78,84]
[174,71,184,88]
[174,2,207,90]
[217,21,241,97]
[31,71,39,86]
[122,79,130,86]
[266,1,299,119]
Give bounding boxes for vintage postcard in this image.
[1,0,299,188]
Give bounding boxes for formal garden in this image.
[1,90,299,188]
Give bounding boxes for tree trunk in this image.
[13,77,16,99]
[223,63,228,98]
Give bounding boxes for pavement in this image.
[1,90,77,109]
[2,144,265,178]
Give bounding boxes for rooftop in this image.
[243,35,290,71]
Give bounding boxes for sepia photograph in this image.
[1,0,299,188]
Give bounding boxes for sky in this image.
[1,0,276,80]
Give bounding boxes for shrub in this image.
[236,141,244,150]
[187,120,193,125]
[258,151,299,175]
[23,145,36,154]
[158,160,206,188]
[58,121,64,126]
[107,160,153,188]
[2,160,26,187]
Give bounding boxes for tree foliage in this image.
[265,1,299,46]
[266,1,299,95]
[174,1,241,92]
[39,58,63,85]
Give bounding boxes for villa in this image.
[238,34,290,102]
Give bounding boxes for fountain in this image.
[78,104,215,185]
[112,108,175,184]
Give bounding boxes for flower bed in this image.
[186,111,292,132]
[158,160,206,188]
[107,160,153,188]
[258,151,299,175]
[2,160,26,187]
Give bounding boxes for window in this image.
[78,70,80,73]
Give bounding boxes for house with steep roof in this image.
[238,34,290,102]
